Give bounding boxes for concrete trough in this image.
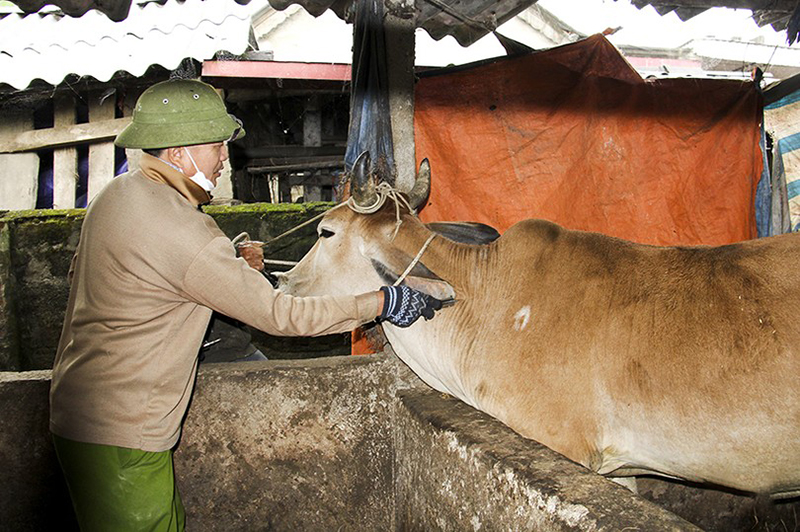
[1,353,797,531]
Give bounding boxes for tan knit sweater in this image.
[50,155,378,451]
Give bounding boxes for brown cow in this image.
[275,153,800,498]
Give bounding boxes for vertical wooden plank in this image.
[268,175,280,204]
[212,88,237,203]
[123,88,142,175]
[88,92,116,202]
[290,184,304,203]
[0,110,39,210]
[212,160,235,203]
[53,94,77,209]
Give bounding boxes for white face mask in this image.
[184,147,216,193]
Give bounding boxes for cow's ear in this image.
[402,276,455,302]
[426,221,500,244]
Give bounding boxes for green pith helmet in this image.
[115,79,245,149]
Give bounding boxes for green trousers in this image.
[52,434,185,532]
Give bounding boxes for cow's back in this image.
[464,220,800,495]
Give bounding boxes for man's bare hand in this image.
[238,243,264,271]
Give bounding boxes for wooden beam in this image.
[88,93,117,202]
[247,160,344,173]
[53,94,77,209]
[247,155,344,168]
[202,61,351,81]
[241,145,345,159]
[0,117,132,154]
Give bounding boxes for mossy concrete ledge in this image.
[0,203,335,371]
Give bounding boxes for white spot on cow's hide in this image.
[471,514,482,531]
[513,306,531,331]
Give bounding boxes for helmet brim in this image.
[115,113,245,149]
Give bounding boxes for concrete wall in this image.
[0,369,76,531]
[394,389,696,531]
[8,352,797,531]
[0,203,344,371]
[1,354,708,532]
[175,355,408,531]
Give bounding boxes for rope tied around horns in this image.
[233,182,422,249]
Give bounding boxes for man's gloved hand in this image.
[379,285,443,328]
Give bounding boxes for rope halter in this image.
[347,182,417,241]
[345,182,437,285]
[231,182,410,249]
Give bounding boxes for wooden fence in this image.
[0,90,133,211]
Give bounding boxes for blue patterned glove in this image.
[379,285,443,328]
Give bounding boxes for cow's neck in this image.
[384,220,487,403]
[397,219,486,296]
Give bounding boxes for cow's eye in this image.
[319,228,335,239]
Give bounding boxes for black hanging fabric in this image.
[345,0,395,184]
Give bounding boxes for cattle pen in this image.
[4,355,800,531]
[1,206,799,531]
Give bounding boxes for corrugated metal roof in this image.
[631,0,798,33]
[4,0,800,66]
[267,0,538,46]
[7,0,800,45]
[4,0,541,46]
[0,0,257,90]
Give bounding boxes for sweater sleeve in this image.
[182,236,379,337]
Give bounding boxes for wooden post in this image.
[53,94,78,209]
[385,0,416,193]
[88,93,116,202]
[123,89,143,176]
[0,110,39,210]
[303,95,322,147]
[303,95,322,201]
[268,175,280,204]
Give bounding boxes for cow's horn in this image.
[408,158,431,211]
[351,151,378,208]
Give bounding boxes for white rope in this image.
[393,233,437,286]
[232,182,414,249]
[232,202,349,249]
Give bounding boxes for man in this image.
[50,79,440,531]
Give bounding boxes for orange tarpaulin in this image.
[414,35,763,246]
[353,35,763,356]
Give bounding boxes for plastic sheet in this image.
[414,35,762,246]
